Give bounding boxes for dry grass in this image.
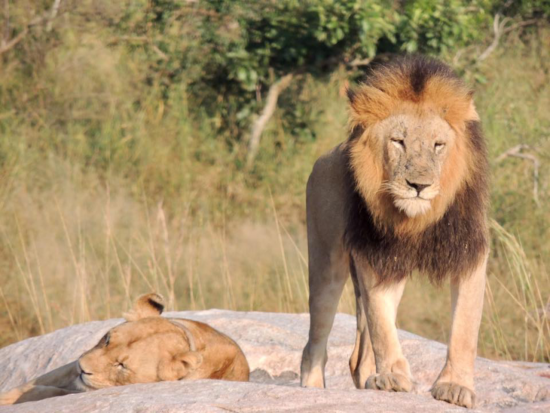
[398,220,550,362]
[0,171,547,362]
[0,169,355,347]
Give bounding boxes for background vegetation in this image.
[0,0,549,363]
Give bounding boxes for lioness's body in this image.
[1,294,249,405]
[172,318,250,382]
[301,56,489,409]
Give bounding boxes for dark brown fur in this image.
[147,297,165,313]
[344,56,489,285]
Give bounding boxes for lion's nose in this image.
[406,180,430,194]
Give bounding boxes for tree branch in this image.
[502,18,538,34]
[494,144,530,162]
[0,24,29,55]
[477,14,539,63]
[2,0,9,48]
[477,14,510,63]
[246,73,294,167]
[0,0,63,56]
[46,0,62,32]
[348,57,373,67]
[495,144,540,206]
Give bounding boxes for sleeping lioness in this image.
[0,293,250,405]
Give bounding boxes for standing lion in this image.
[300,55,489,409]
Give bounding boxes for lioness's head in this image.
[77,293,202,390]
[347,56,483,229]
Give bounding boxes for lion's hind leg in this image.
[300,249,349,389]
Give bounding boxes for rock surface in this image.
[0,310,548,412]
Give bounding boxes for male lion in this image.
[0,293,250,405]
[300,55,489,409]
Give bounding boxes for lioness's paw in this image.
[0,389,22,405]
[365,373,412,392]
[431,382,476,409]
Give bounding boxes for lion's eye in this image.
[434,142,446,152]
[391,138,405,149]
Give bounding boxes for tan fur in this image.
[0,293,249,405]
[301,56,488,409]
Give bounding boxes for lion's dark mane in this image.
[344,56,489,284]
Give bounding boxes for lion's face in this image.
[375,113,455,218]
[347,58,480,233]
[76,296,202,391]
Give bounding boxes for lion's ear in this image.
[123,292,164,321]
[346,84,356,104]
[346,84,394,128]
[466,96,480,121]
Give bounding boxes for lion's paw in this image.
[431,382,476,409]
[365,372,413,392]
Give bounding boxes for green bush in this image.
[124,0,398,138]
[396,0,492,54]
[499,0,550,19]
[5,0,538,147]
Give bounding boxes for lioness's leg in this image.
[301,249,348,388]
[349,261,375,389]
[0,361,82,405]
[12,386,76,405]
[431,255,487,409]
[31,361,81,389]
[355,262,412,392]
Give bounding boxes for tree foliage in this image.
[397,0,492,54]
[1,0,546,144]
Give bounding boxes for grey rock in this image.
[0,380,470,413]
[0,310,548,412]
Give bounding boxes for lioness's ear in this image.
[175,351,203,379]
[123,292,164,321]
[158,351,203,381]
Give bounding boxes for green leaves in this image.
[397,0,491,55]
[121,0,403,138]
[104,0,538,141]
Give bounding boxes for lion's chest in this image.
[345,185,487,284]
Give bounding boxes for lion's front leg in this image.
[431,255,487,409]
[355,262,412,392]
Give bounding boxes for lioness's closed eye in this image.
[0,293,250,405]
